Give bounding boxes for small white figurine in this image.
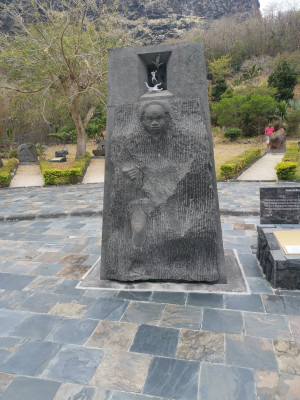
[145,82,163,92]
[151,70,158,84]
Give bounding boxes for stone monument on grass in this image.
[101,42,226,282]
[17,143,38,164]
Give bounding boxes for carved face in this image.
[142,104,169,138]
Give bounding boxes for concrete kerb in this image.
[3,209,103,222]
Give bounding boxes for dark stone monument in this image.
[269,128,286,153]
[260,187,300,224]
[93,140,106,157]
[101,42,226,283]
[257,187,300,289]
[55,150,68,158]
[17,143,38,164]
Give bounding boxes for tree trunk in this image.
[71,104,86,158]
[83,106,96,129]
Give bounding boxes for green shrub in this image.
[220,148,261,179]
[224,128,242,141]
[275,161,297,180]
[282,142,299,162]
[0,158,18,187]
[9,148,18,158]
[40,153,90,185]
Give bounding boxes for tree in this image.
[0,0,132,157]
[211,78,227,102]
[208,55,232,81]
[268,60,298,102]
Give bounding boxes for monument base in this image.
[257,225,300,289]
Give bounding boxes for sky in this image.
[259,0,300,15]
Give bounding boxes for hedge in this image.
[40,153,91,185]
[0,158,18,188]
[220,148,261,179]
[275,161,297,180]
[224,128,242,141]
[282,142,299,163]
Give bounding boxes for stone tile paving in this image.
[0,189,299,398]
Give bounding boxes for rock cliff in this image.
[114,0,261,43]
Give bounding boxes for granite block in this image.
[150,291,187,305]
[143,357,199,399]
[159,304,202,329]
[47,318,98,345]
[0,340,62,376]
[130,324,179,357]
[244,312,291,340]
[84,298,129,321]
[90,350,151,392]
[187,293,223,308]
[176,330,224,363]
[199,363,255,400]
[121,301,165,325]
[53,382,111,400]
[226,334,278,371]
[9,314,61,340]
[86,321,138,351]
[45,344,105,384]
[0,309,28,335]
[255,370,300,400]
[202,308,244,334]
[1,376,61,400]
[273,340,300,375]
[225,294,264,312]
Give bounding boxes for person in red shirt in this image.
[265,123,275,151]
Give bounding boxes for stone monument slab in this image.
[101,42,226,283]
[17,143,38,164]
[260,187,300,224]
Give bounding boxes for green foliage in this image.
[35,142,47,156]
[241,64,263,80]
[209,55,232,80]
[282,142,299,162]
[211,78,227,102]
[275,101,288,121]
[47,130,77,144]
[40,154,90,185]
[0,158,18,187]
[268,60,298,101]
[9,148,18,158]
[224,128,242,141]
[86,115,106,139]
[220,148,261,179]
[275,161,297,180]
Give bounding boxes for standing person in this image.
[265,123,275,152]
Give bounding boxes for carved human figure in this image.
[17,143,38,162]
[122,103,170,248]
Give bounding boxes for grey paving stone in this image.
[143,357,199,399]
[247,278,274,294]
[0,373,14,394]
[245,312,291,340]
[0,273,35,290]
[150,291,187,305]
[160,304,202,329]
[202,308,244,334]
[262,295,286,314]
[116,291,152,301]
[17,291,62,313]
[0,309,29,335]
[226,334,278,371]
[84,289,117,299]
[111,393,163,400]
[24,276,64,293]
[53,382,111,400]
[238,253,263,277]
[33,263,65,276]
[47,318,99,345]
[130,324,179,357]
[225,294,265,312]
[0,337,25,364]
[84,298,129,321]
[47,294,95,318]
[1,376,61,400]
[187,293,223,308]
[255,370,300,400]
[283,296,300,316]
[53,278,82,296]
[199,363,256,400]
[9,314,61,340]
[121,302,165,325]
[0,289,33,310]
[45,344,105,384]
[0,340,62,376]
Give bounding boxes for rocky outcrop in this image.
[113,0,260,43]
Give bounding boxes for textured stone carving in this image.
[269,128,286,152]
[101,42,226,282]
[93,140,106,157]
[17,143,38,163]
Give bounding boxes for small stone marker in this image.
[260,187,300,224]
[17,143,38,164]
[100,42,226,283]
[49,157,66,162]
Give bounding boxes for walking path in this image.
[237,153,283,181]
[82,158,105,184]
[9,165,44,188]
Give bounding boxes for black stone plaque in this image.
[260,187,300,224]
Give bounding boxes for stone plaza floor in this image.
[0,182,299,399]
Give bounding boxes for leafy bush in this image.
[275,161,297,180]
[268,60,298,101]
[220,148,261,179]
[0,158,18,187]
[9,148,18,158]
[40,153,90,185]
[224,128,242,141]
[212,78,227,102]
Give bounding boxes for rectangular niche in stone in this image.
[101,42,226,283]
